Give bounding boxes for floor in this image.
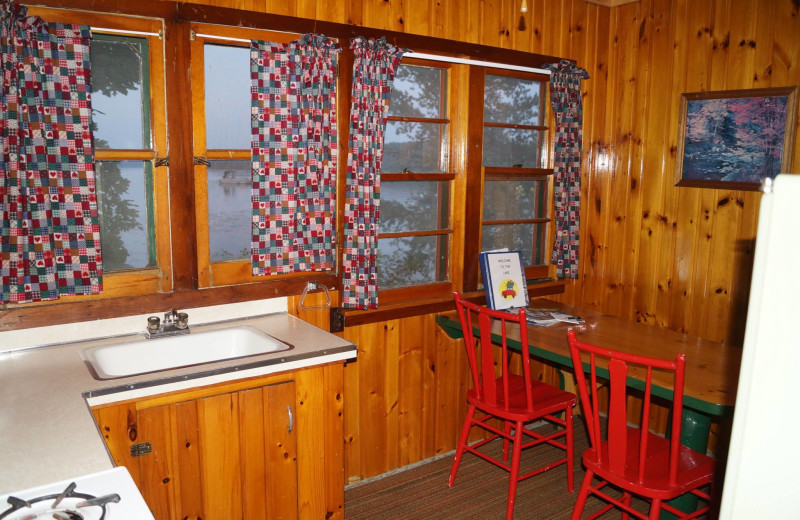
[343,420,651,519]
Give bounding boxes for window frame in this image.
[22,7,172,303]
[4,0,567,330]
[463,66,554,293]
[377,58,454,297]
[374,58,468,305]
[189,24,309,288]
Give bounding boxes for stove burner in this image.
[0,483,120,520]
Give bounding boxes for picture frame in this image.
[675,86,798,191]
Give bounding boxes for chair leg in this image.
[448,404,476,487]
[503,420,512,462]
[621,492,632,520]
[570,470,594,520]
[566,406,574,493]
[506,420,524,520]
[648,499,662,520]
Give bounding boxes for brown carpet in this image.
[345,418,649,519]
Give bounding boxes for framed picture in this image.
[675,86,798,190]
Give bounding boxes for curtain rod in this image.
[194,33,551,75]
[404,51,551,75]
[90,27,161,38]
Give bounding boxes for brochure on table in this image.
[479,249,584,326]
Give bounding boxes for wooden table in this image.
[439,299,742,517]
[437,299,743,454]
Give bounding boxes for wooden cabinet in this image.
[91,363,345,520]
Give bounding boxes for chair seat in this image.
[582,427,715,500]
[467,374,577,421]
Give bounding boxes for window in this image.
[27,8,171,299]
[189,25,302,287]
[379,61,453,293]
[467,69,552,285]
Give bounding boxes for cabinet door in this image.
[240,382,298,520]
[103,380,298,520]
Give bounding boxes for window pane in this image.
[484,74,541,126]
[383,122,445,173]
[205,44,251,149]
[483,180,546,220]
[378,235,449,288]
[481,223,548,266]
[389,64,444,118]
[482,128,541,168]
[95,161,151,271]
[207,160,252,262]
[381,181,448,233]
[91,36,148,149]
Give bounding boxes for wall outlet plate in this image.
[329,307,345,333]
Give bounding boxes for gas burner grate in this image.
[0,482,119,520]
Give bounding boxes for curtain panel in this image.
[342,36,404,310]
[251,34,340,276]
[0,0,100,304]
[543,59,589,279]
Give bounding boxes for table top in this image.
[437,299,743,417]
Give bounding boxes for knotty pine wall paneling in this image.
[190,0,799,483]
[559,0,800,348]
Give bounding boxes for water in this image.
[207,166,252,262]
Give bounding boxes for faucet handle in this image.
[175,312,189,330]
[147,316,161,334]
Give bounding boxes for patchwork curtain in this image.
[0,1,101,304]
[342,37,404,310]
[542,59,589,279]
[251,34,340,275]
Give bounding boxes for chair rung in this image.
[464,445,511,472]
[660,502,709,519]
[583,503,615,520]
[517,457,567,481]
[469,434,501,451]
[470,419,513,440]
[588,484,650,520]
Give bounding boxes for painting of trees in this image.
[679,87,797,187]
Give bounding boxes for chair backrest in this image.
[453,291,534,412]
[566,329,686,485]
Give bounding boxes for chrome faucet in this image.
[146,309,190,338]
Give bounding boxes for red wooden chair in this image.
[566,329,715,520]
[449,292,576,520]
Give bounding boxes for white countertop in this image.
[0,312,356,495]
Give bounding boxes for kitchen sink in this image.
[82,326,292,380]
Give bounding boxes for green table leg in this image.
[660,409,711,519]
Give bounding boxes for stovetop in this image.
[0,468,153,520]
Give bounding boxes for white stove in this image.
[0,467,153,520]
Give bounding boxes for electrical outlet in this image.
[329,307,345,333]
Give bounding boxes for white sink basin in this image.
[83,326,292,380]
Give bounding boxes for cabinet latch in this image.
[130,442,152,457]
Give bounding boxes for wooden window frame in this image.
[462,66,554,293]
[189,24,309,288]
[2,0,564,331]
[377,58,455,303]
[20,7,172,303]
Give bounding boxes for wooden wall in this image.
[192,0,800,483]
[558,0,800,348]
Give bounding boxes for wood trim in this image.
[164,18,198,291]
[94,149,156,160]
[462,66,486,292]
[584,0,639,6]
[343,280,566,327]
[30,0,563,69]
[380,172,456,181]
[0,273,339,331]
